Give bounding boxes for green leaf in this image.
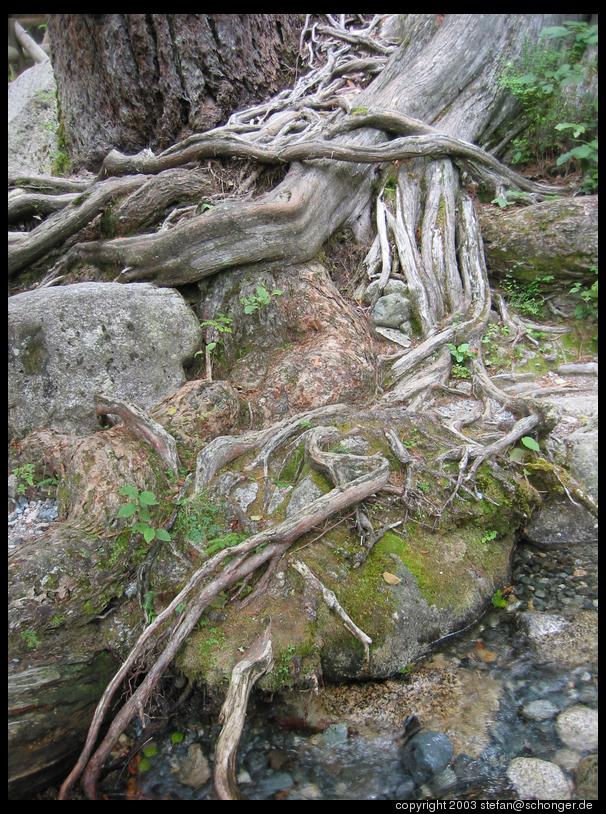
[206,341,217,351]
[540,26,570,39]
[171,731,185,744]
[119,485,139,499]
[272,289,284,296]
[243,305,256,314]
[138,507,152,523]
[138,757,151,773]
[139,491,158,506]
[154,528,171,542]
[143,743,159,758]
[521,436,541,452]
[142,526,156,543]
[117,503,137,518]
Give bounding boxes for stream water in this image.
[99,538,597,801]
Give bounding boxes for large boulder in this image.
[480,196,598,282]
[8,282,200,438]
[8,60,59,177]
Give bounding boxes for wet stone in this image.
[401,731,453,785]
[556,706,598,752]
[521,700,559,721]
[506,757,571,800]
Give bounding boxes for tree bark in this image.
[47,14,303,170]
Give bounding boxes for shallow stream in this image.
[103,538,597,801]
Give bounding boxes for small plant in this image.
[240,284,283,315]
[491,189,532,208]
[298,418,312,429]
[520,436,541,453]
[417,480,430,493]
[451,363,471,380]
[447,342,475,364]
[498,21,597,187]
[503,273,554,318]
[174,491,226,547]
[569,267,598,320]
[143,590,157,624]
[117,485,171,544]
[199,313,233,355]
[21,629,41,650]
[480,530,498,544]
[12,463,36,495]
[491,589,508,609]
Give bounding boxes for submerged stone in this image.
[400,731,453,784]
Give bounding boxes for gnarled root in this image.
[214,623,274,800]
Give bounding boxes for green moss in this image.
[22,334,47,375]
[308,468,333,493]
[277,444,305,484]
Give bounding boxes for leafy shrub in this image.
[240,284,283,315]
[498,21,597,189]
[117,485,171,544]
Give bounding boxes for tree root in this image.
[59,429,389,799]
[214,623,274,800]
[292,560,372,665]
[95,394,180,475]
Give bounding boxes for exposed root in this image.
[292,560,372,665]
[59,427,389,799]
[214,623,274,800]
[95,394,179,475]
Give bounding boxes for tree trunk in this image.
[47,14,303,170]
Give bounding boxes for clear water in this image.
[102,540,597,800]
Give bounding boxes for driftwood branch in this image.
[214,623,274,800]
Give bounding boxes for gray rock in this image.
[524,497,598,547]
[286,476,324,517]
[268,484,292,515]
[8,283,199,437]
[232,481,259,511]
[521,699,559,721]
[401,731,453,784]
[556,705,598,752]
[568,428,598,502]
[517,611,597,669]
[8,61,58,176]
[319,723,349,748]
[177,743,211,788]
[553,749,582,772]
[574,753,598,800]
[506,757,571,800]
[372,293,411,329]
[363,279,409,304]
[337,436,370,454]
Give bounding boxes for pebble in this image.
[176,743,211,788]
[521,700,558,721]
[555,706,598,752]
[552,749,582,772]
[506,757,571,800]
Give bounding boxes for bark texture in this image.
[48,14,303,169]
